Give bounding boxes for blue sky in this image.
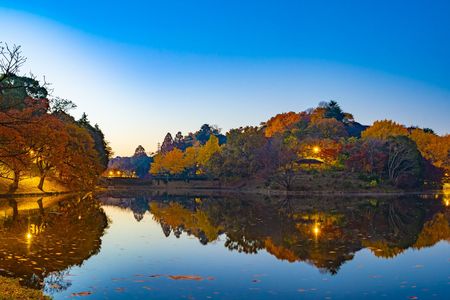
[1,1,449,155]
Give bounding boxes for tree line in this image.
[0,43,111,192]
[149,101,449,189]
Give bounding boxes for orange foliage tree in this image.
[410,129,450,169]
[264,112,300,137]
[25,114,69,190]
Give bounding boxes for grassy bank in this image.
[0,276,50,300]
[0,177,69,196]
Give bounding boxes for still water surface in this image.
[0,192,449,299]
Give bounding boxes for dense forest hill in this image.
[106,100,449,191]
[0,43,111,194]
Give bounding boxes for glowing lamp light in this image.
[109,171,113,177]
[313,146,320,154]
[313,224,320,236]
[26,233,32,240]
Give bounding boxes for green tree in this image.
[323,100,345,121]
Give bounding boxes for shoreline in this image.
[1,185,444,199]
[100,185,443,197]
[0,191,74,198]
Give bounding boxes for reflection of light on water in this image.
[443,183,449,207]
[26,232,32,252]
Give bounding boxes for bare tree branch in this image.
[0,42,26,79]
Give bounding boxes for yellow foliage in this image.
[150,148,185,175]
[264,238,298,262]
[410,129,450,169]
[362,120,408,140]
[414,213,450,249]
[198,135,221,166]
[183,146,200,169]
[151,136,220,176]
[150,202,222,241]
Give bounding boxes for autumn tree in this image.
[0,97,49,191]
[25,114,69,190]
[198,135,221,168]
[264,112,300,137]
[0,43,109,192]
[410,128,450,169]
[208,127,267,178]
[344,138,387,177]
[307,118,348,140]
[150,148,185,176]
[59,123,103,190]
[261,136,299,190]
[362,120,408,140]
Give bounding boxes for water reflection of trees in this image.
[144,194,449,275]
[0,194,108,288]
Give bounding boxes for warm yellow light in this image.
[109,171,113,176]
[26,233,32,240]
[445,200,449,207]
[117,171,121,175]
[313,224,320,236]
[313,146,320,154]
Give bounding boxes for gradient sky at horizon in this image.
[1,1,449,156]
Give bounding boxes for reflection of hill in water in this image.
[99,192,449,274]
[100,196,150,222]
[0,194,108,288]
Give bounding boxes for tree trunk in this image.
[38,174,46,191]
[8,172,20,193]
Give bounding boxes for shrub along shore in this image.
[0,276,50,300]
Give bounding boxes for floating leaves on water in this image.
[168,275,203,281]
[71,291,92,297]
[111,277,128,282]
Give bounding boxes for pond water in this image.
[0,192,449,299]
